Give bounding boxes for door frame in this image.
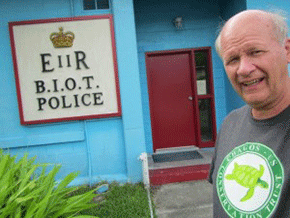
[145,47,217,150]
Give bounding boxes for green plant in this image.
[77,182,156,218]
[0,149,99,218]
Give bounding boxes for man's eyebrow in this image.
[248,46,261,51]
[224,53,238,61]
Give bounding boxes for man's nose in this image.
[237,57,255,77]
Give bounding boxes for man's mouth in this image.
[242,78,264,86]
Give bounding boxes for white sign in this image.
[197,80,207,95]
[9,15,121,125]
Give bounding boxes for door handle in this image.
[188,96,193,100]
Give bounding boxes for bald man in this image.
[209,10,290,217]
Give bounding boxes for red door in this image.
[146,50,197,151]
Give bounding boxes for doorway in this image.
[146,48,216,151]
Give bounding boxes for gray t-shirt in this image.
[209,105,290,218]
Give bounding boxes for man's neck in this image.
[252,103,289,120]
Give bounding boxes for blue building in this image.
[1,0,289,186]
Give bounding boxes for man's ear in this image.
[285,38,290,63]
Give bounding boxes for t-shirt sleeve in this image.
[208,129,221,184]
[207,108,238,184]
[208,155,215,184]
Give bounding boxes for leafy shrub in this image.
[0,150,99,218]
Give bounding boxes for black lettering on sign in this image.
[48,97,60,109]
[36,92,104,111]
[58,55,63,68]
[35,80,46,93]
[82,94,91,106]
[61,95,72,109]
[40,51,89,72]
[65,78,77,91]
[73,94,80,107]
[66,55,71,67]
[75,51,89,70]
[37,98,46,111]
[40,53,54,72]
[52,79,59,92]
[82,76,94,89]
[93,92,104,105]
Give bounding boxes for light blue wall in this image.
[0,0,145,185]
[218,0,247,115]
[247,0,290,18]
[134,0,230,152]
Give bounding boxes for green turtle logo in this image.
[225,163,269,202]
[216,142,284,218]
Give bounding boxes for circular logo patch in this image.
[216,142,284,218]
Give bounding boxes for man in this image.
[209,10,290,218]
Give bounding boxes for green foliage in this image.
[0,150,99,218]
[77,182,156,218]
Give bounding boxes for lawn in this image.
[73,182,157,218]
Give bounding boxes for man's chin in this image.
[241,93,269,106]
[243,97,268,109]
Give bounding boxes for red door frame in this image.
[146,47,217,150]
[194,47,217,148]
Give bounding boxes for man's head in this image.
[215,10,290,112]
[216,10,288,56]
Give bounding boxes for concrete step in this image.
[148,148,214,186]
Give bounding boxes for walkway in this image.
[152,180,213,218]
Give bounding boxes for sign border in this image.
[9,15,122,125]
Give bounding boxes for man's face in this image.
[220,13,290,109]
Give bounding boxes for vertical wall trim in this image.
[111,0,146,182]
[70,0,75,16]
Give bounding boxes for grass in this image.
[72,182,157,218]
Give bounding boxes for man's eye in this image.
[251,50,263,55]
[226,57,238,65]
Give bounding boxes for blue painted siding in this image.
[3,140,89,182]
[0,0,145,185]
[134,0,229,150]
[85,119,127,180]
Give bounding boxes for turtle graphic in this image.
[225,163,269,202]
